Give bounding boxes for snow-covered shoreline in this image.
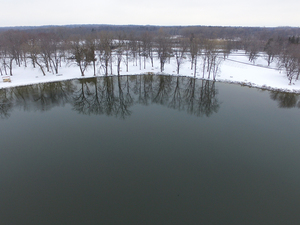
[1,51,299,93]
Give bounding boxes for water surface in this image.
[1,75,300,225]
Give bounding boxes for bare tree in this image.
[243,37,262,63]
[68,36,93,76]
[189,33,198,71]
[98,31,113,76]
[26,35,47,76]
[0,30,27,75]
[278,44,300,84]
[128,32,138,67]
[201,40,222,80]
[141,31,154,69]
[123,40,131,72]
[264,37,282,66]
[86,34,98,76]
[156,30,172,72]
[39,33,65,74]
[174,37,188,74]
[116,39,125,75]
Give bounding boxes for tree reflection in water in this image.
[270,91,300,108]
[0,75,221,119]
[0,80,75,117]
[0,88,13,119]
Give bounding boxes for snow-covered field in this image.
[1,51,299,93]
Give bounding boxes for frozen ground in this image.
[1,51,299,93]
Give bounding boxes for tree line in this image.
[2,25,299,41]
[0,25,300,83]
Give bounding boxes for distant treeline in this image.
[1,24,300,40]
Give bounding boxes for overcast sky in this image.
[1,0,299,27]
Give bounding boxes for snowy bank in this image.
[1,51,299,93]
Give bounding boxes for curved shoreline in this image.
[1,73,299,95]
[1,51,299,93]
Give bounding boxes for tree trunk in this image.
[93,61,96,76]
[35,60,46,76]
[194,56,197,77]
[9,58,13,76]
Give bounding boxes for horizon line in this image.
[0,23,299,29]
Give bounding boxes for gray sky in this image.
[1,0,299,27]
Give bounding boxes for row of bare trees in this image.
[277,39,300,84]
[242,35,300,84]
[0,28,300,83]
[0,30,66,76]
[0,29,228,79]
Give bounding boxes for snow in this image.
[1,51,299,93]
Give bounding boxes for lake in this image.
[1,75,300,225]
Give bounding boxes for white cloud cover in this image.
[1,0,299,27]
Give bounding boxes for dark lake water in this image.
[1,75,300,225]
